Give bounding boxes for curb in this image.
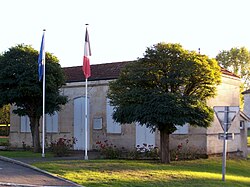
[0,181,39,186]
[0,156,84,187]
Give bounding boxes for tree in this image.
[216,47,250,88]
[0,104,10,135]
[108,43,221,163]
[0,44,67,152]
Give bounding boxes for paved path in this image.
[0,157,82,187]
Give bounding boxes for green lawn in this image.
[0,150,53,158]
[33,158,250,187]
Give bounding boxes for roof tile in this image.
[63,61,131,82]
[63,61,239,83]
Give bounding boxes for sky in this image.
[1,0,250,67]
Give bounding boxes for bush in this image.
[0,125,9,136]
[95,140,122,159]
[170,139,206,161]
[50,137,76,157]
[129,144,159,160]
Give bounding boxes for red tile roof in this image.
[63,61,239,83]
[220,68,240,78]
[63,61,131,82]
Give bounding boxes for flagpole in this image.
[84,78,88,160]
[42,29,46,158]
[84,23,89,160]
[83,24,91,160]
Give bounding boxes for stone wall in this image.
[9,72,247,157]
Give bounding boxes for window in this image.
[136,123,155,148]
[173,123,188,134]
[21,116,31,132]
[46,112,58,133]
[106,99,121,133]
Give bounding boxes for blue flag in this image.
[38,33,45,81]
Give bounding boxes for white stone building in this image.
[9,61,249,157]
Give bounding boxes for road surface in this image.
[0,159,80,187]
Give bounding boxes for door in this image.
[73,97,90,150]
[136,123,155,148]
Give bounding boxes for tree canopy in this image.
[108,43,221,163]
[0,104,10,136]
[0,105,10,125]
[0,44,67,152]
[216,47,250,88]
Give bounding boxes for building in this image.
[9,61,248,157]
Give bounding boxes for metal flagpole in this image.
[42,29,46,158]
[83,23,90,160]
[84,78,88,160]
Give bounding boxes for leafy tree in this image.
[0,104,10,135]
[108,43,221,163]
[0,44,67,152]
[216,47,250,88]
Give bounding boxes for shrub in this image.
[170,139,206,161]
[0,125,10,136]
[129,144,159,160]
[50,137,76,157]
[95,140,122,159]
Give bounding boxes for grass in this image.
[33,158,250,187]
[0,150,53,158]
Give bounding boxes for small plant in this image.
[50,137,76,157]
[170,139,206,161]
[129,144,159,159]
[95,140,122,159]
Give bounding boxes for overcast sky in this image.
[1,0,250,67]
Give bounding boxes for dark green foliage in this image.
[0,44,68,151]
[108,43,221,163]
[0,44,67,116]
[108,43,221,133]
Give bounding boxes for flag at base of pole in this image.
[82,28,91,78]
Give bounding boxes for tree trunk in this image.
[160,129,170,164]
[29,116,41,153]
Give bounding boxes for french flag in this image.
[82,28,91,79]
